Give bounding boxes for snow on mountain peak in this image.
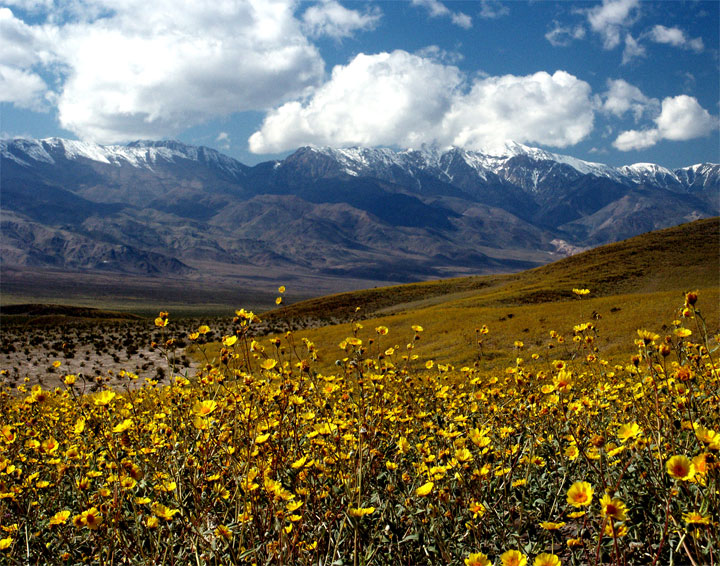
[618,162,680,187]
[285,141,719,193]
[624,162,673,174]
[1,137,246,177]
[0,138,55,166]
[3,137,717,195]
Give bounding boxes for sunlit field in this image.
[0,287,717,566]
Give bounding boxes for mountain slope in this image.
[1,137,718,296]
[262,217,720,325]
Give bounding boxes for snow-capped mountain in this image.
[284,142,716,194]
[3,137,716,194]
[1,137,717,285]
[675,163,720,191]
[1,137,248,180]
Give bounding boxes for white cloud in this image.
[249,51,463,152]
[0,7,58,108]
[443,70,594,149]
[0,63,47,110]
[414,44,463,65]
[621,33,645,64]
[587,0,639,49]
[613,94,717,150]
[450,12,472,29]
[648,25,704,52]
[601,79,659,121]
[688,38,704,52]
[650,25,685,46]
[411,0,472,29]
[0,0,54,11]
[552,2,704,63]
[545,22,585,47]
[0,7,43,66]
[655,95,716,141]
[613,128,660,151]
[479,0,509,20]
[249,52,596,153]
[302,0,381,39]
[2,0,326,144]
[216,131,230,150]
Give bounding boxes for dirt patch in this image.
[0,317,199,392]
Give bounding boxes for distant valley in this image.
[1,137,717,309]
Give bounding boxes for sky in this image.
[0,0,718,169]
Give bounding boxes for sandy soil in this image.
[0,319,199,392]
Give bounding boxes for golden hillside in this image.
[267,217,718,325]
[258,218,718,372]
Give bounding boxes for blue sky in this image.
[1,0,717,169]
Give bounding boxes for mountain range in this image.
[1,137,718,299]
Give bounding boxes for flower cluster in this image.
[0,292,716,564]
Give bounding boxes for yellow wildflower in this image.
[534,554,561,566]
[683,512,710,525]
[666,455,695,481]
[94,390,116,406]
[415,482,434,496]
[600,493,627,521]
[348,507,375,517]
[192,400,217,417]
[49,510,71,526]
[465,552,492,566]
[501,549,528,566]
[566,481,593,507]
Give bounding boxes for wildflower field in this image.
[0,287,718,566]
[0,220,718,566]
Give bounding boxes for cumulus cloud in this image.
[411,0,472,29]
[249,51,596,153]
[613,95,717,150]
[0,7,58,109]
[249,51,464,152]
[0,7,45,66]
[587,0,639,49]
[302,0,381,39]
[613,129,659,151]
[59,0,328,143]
[648,25,704,52]
[1,0,327,143]
[601,79,658,121]
[545,22,585,47]
[443,71,594,149]
[655,95,716,140]
[0,63,47,110]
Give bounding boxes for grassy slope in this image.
[255,218,718,373]
[266,217,719,324]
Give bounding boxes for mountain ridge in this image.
[3,136,716,191]
[1,137,717,298]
